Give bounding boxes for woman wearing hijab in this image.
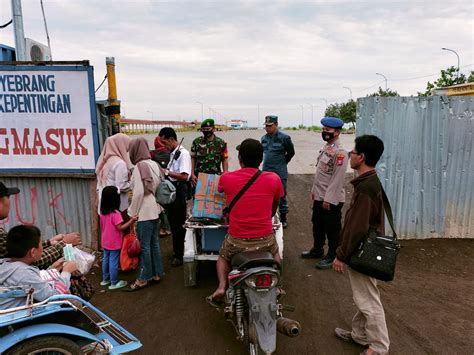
[150,136,172,237]
[127,137,164,291]
[95,133,133,218]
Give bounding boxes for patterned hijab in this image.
[95,133,132,187]
[129,137,154,195]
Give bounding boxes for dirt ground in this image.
[89,174,474,354]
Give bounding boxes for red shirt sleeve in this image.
[218,173,226,193]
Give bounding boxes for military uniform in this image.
[302,117,348,269]
[190,136,228,175]
[261,116,295,226]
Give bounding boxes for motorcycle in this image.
[222,250,301,354]
[0,285,142,354]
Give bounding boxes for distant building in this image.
[433,82,474,96]
[228,120,248,129]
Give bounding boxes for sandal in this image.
[125,280,148,292]
[206,295,225,308]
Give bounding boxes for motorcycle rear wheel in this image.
[5,335,82,355]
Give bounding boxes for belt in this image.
[230,235,270,241]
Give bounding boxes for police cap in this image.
[321,117,344,129]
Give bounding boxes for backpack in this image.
[155,178,176,205]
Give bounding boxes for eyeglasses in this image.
[349,150,361,155]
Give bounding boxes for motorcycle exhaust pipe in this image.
[277,317,301,337]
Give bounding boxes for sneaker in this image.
[108,280,128,290]
[100,280,110,286]
[360,349,380,355]
[315,257,334,270]
[301,249,324,259]
[334,328,354,343]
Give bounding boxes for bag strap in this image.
[380,186,397,239]
[225,170,262,214]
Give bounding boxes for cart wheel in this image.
[5,335,81,355]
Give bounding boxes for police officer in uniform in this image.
[261,115,295,228]
[302,117,348,269]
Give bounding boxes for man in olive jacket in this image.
[332,135,390,355]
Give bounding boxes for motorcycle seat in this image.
[231,251,275,270]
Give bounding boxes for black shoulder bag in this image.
[222,170,262,222]
[348,187,400,282]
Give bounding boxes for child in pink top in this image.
[100,186,137,290]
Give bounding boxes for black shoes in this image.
[301,249,324,259]
[282,220,288,229]
[315,257,334,270]
[171,257,183,267]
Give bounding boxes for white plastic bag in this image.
[72,247,95,275]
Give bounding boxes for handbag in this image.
[155,178,177,205]
[127,227,141,257]
[348,187,400,281]
[222,170,262,222]
[120,229,140,271]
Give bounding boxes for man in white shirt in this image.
[158,127,192,266]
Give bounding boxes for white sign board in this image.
[0,64,98,173]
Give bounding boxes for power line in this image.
[0,20,12,28]
[95,74,108,93]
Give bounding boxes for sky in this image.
[1,0,473,127]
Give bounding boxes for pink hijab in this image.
[95,133,132,186]
[129,137,154,195]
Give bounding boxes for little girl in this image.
[100,186,137,290]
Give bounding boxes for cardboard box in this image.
[192,173,226,220]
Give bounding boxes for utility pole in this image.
[106,57,121,134]
[300,105,304,127]
[11,0,26,60]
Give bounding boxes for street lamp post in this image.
[300,105,304,127]
[308,104,314,126]
[196,102,204,120]
[441,47,460,74]
[342,86,352,100]
[320,98,328,116]
[375,72,388,90]
[146,110,154,120]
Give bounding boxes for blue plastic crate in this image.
[201,228,227,252]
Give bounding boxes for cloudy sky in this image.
[2,0,473,127]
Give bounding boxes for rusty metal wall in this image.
[0,176,98,249]
[357,96,474,239]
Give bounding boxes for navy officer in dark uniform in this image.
[261,115,295,228]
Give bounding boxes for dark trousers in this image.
[279,177,288,216]
[312,200,343,259]
[168,182,188,260]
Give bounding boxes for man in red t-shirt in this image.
[209,139,284,302]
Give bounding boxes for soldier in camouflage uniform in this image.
[302,117,348,270]
[190,118,229,187]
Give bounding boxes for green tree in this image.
[324,100,356,128]
[368,87,399,97]
[418,66,474,96]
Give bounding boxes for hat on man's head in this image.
[201,118,215,131]
[321,117,344,129]
[265,115,278,126]
[0,182,19,198]
[236,138,263,157]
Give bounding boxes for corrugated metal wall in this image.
[357,96,474,239]
[0,176,98,248]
